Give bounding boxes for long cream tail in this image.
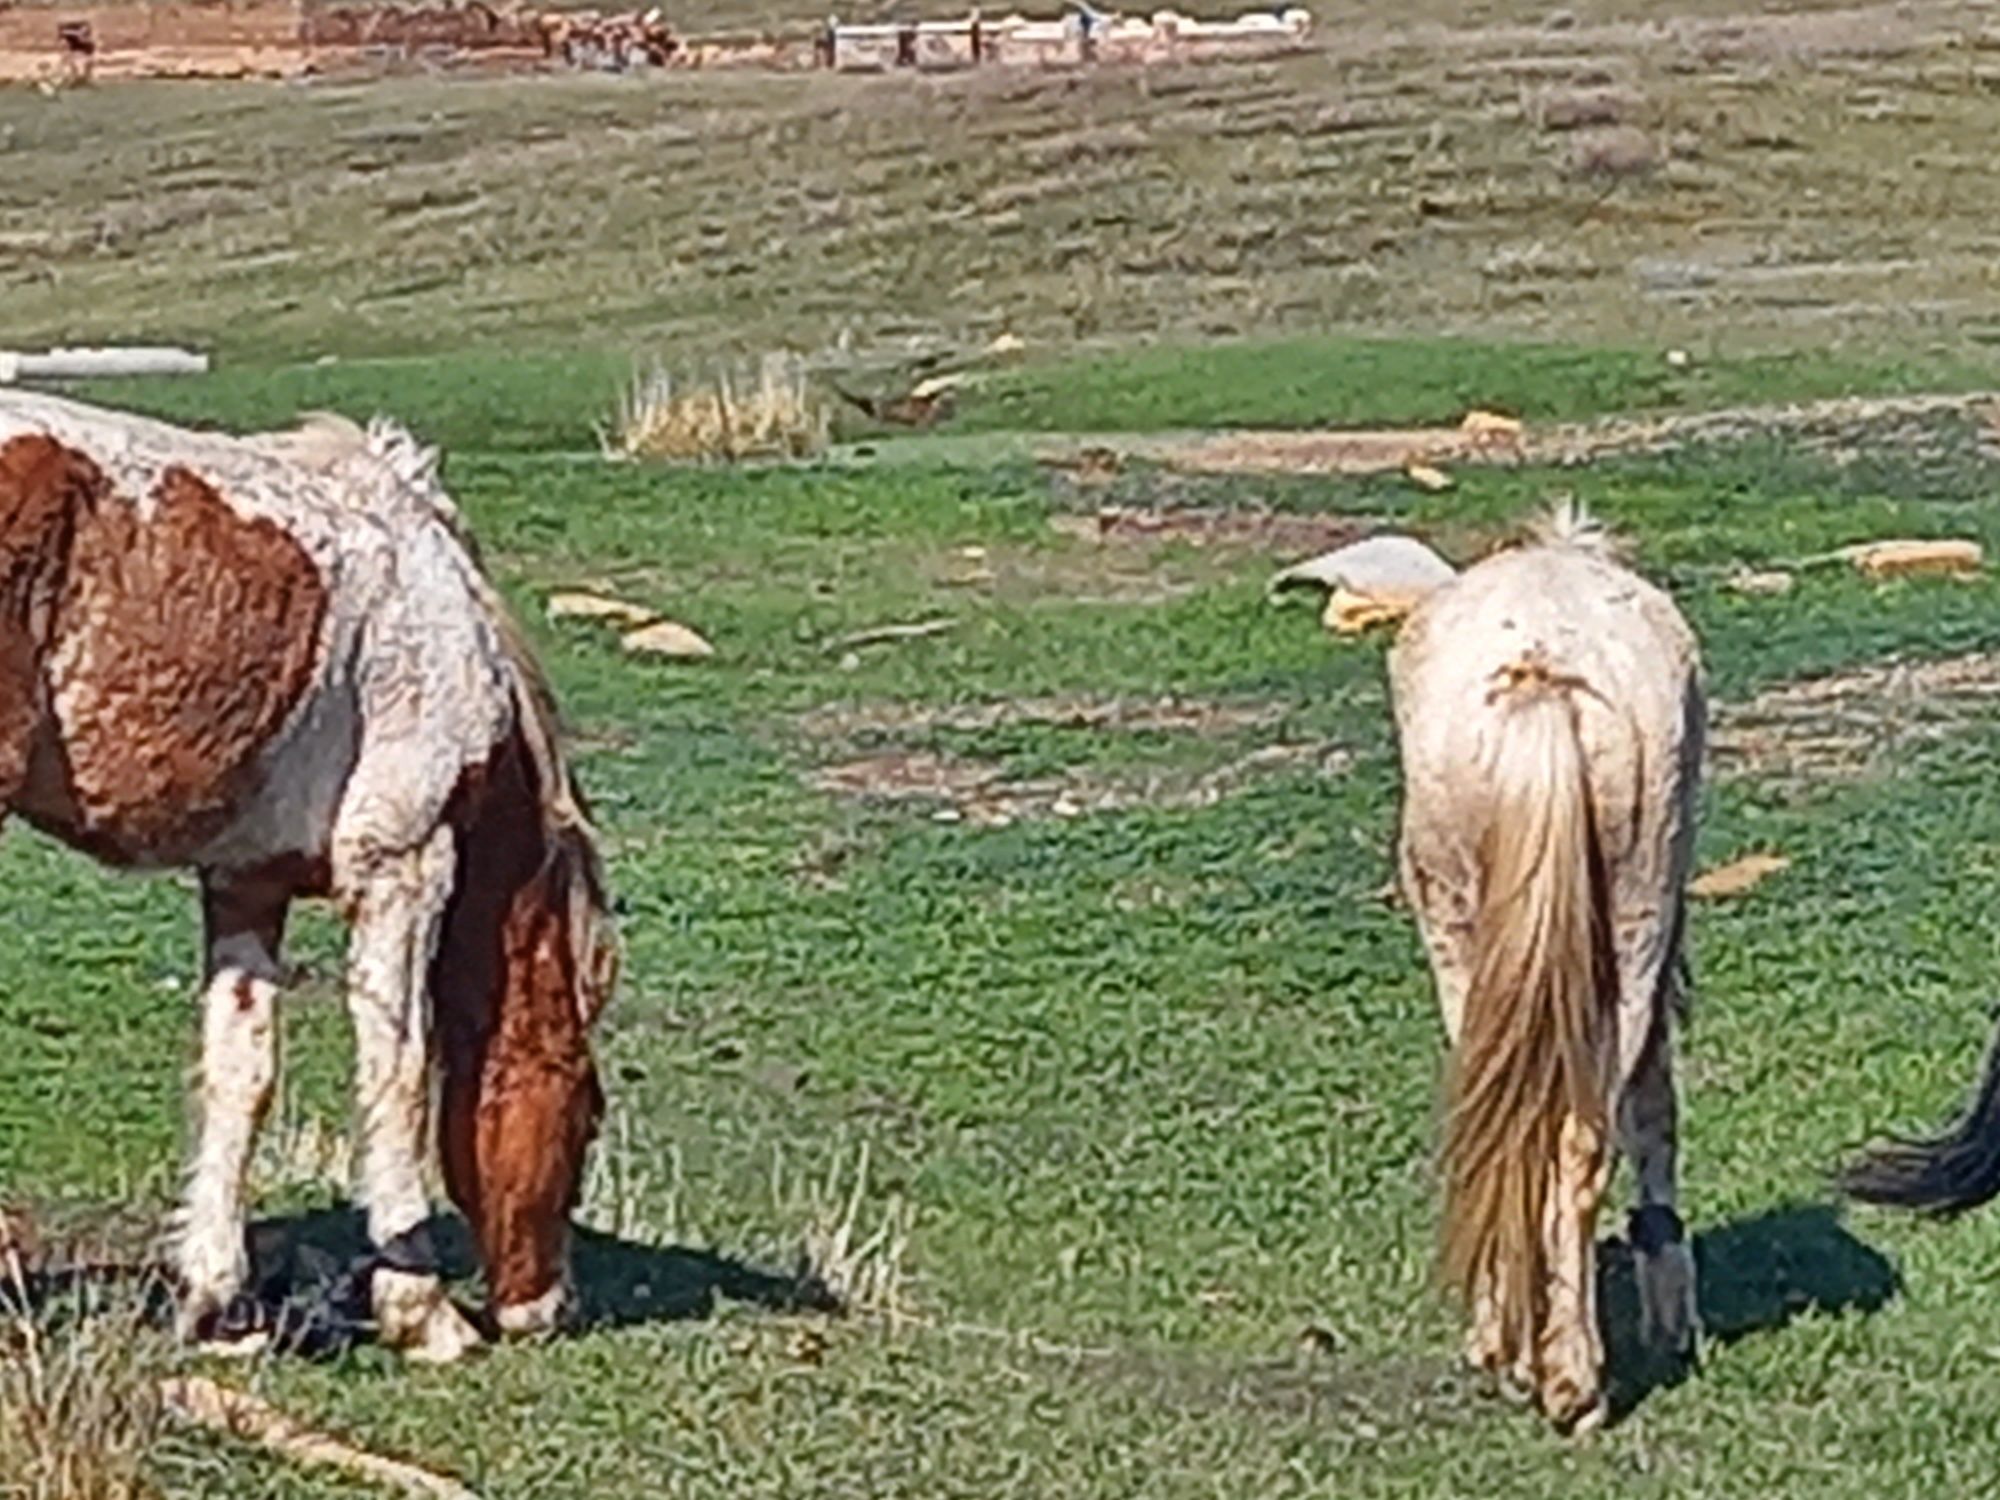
[1437,662,1615,1374]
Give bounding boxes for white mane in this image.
[247,410,468,542]
[1526,496,1616,557]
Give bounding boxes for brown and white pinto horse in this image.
[1326,504,1704,1431]
[0,390,616,1361]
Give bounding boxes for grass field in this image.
[12,0,2000,368]
[15,0,2000,1492]
[5,337,2000,1495]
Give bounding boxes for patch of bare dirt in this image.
[807,742,1349,826]
[939,505,1380,606]
[1049,430,1511,479]
[1050,505,1374,554]
[929,533,1213,606]
[1036,392,2000,480]
[797,692,1288,743]
[1713,651,2000,782]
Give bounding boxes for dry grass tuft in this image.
[580,1110,691,1248]
[603,353,830,464]
[795,1143,914,1324]
[1529,85,1640,131]
[1565,125,1662,179]
[0,1255,171,1500]
[250,1109,353,1204]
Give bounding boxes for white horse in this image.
[0,390,616,1361]
[1313,503,1704,1430]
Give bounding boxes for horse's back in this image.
[1391,539,1702,875]
[0,390,507,872]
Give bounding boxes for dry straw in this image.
[0,1251,169,1500]
[603,353,830,464]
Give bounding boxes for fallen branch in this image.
[828,618,956,653]
[161,1376,483,1500]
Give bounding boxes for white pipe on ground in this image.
[0,347,210,382]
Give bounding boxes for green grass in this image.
[957,337,2000,436]
[66,333,2000,466]
[12,335,2000,1495]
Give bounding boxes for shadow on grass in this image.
[0,1202,835,1362]
[240,1204,839,1356]
[1602,1200,1899,1423]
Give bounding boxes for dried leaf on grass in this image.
[1690,852,1791,899]
[1402,460,1454,492]
[547,592,659,628]
[1458,409,1524,444]
[622,620,716,659]
[1841,538,1983,579]
[829,619,956,653]
[1727,569,1796,596]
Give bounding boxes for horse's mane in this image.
[252,411,619,1022]
[1525,497,1619,559]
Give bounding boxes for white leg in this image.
[174,883,285,1350]
[342,826,482,1364]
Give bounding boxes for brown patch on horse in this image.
[0,436,92,800]
[35,462,328,863]
[433,725,605,1317]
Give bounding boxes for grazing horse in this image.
[1364,504,1704,1431]
[0,391,616,1361]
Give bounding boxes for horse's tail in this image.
[1842,1020,2000,1215]
[1438,655,1616,1370]
[481,576,620,1027]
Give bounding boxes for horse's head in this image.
[433,641,618,1337]
[476,830,612,1332]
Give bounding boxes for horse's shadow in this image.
[1601,1201,1900,1422]
[2,1203,837,1361]
[230,1203,840,1358]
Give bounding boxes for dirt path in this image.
[836,390,2000,479]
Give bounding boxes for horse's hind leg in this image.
[341,826,482,1363]
[1619,1014,1696,1360]
[1538,1111,1612,1434]
[175,873,288,1349]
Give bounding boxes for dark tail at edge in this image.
[1841,1021,2000,1216]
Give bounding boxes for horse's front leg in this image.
[342,826,483,1364]
[174,873,289,1349]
